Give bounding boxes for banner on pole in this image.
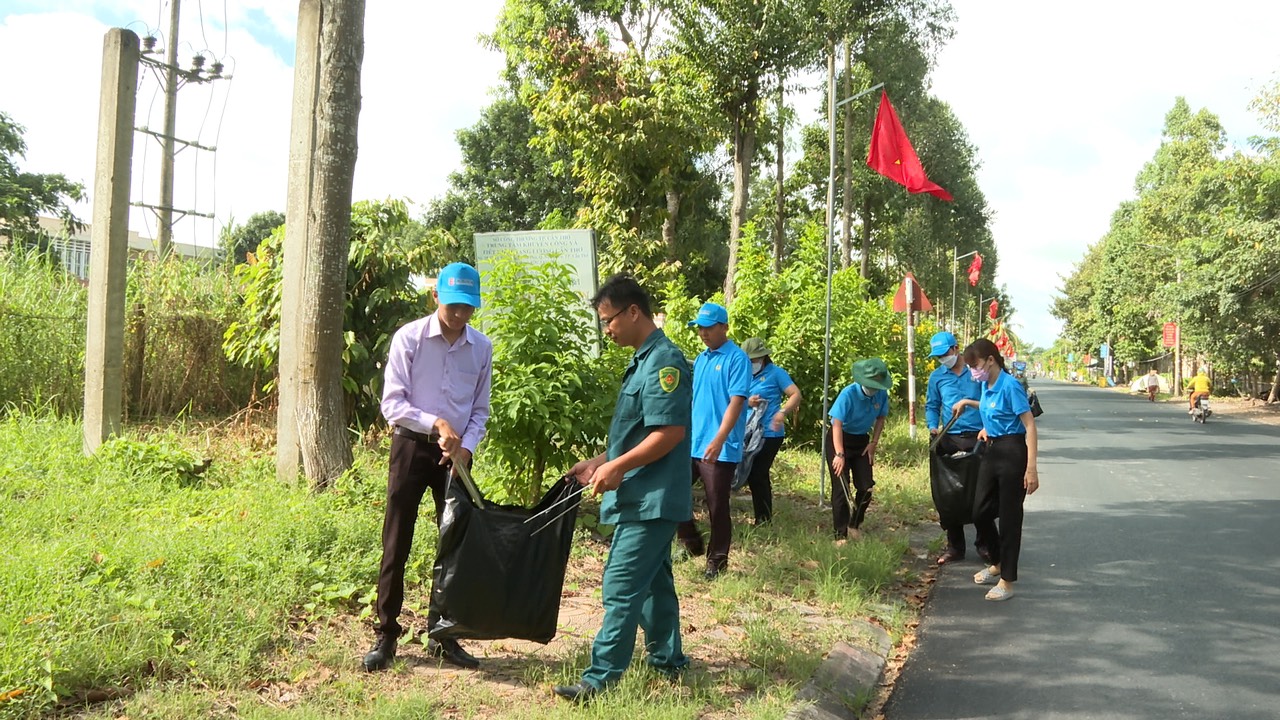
[1162,322,1178,348]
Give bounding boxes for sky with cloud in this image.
[1,1,1277,348]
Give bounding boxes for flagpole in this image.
[822,53,883,505]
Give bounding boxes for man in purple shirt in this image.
[362,262,493,672]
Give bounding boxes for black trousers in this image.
[746,436,785,523]
[677,459,735,567]
[973,435,1028,582]
[375,432,451,638]
[825,431,873,536]
[934,432,988,553]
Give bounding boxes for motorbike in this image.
[1191,395,1212,423]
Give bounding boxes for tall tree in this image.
[296,0,365,488]
[0,111,84,246]
[670,0,823,303]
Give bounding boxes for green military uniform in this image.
[581,328,693,689]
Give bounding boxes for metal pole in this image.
[157,0,180,259]
[821,43,836,506]
[952,250,977,331]
[906,275,917,440]
[951,246,957,330]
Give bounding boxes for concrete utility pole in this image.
[85,29,141,453]
[133,0,223,256]
[156,0,181,258]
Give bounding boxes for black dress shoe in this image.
[704,559,727,580]
[976,545,993,564]
[553,681,599,703]
[362,634,397,672]
[427,638,480,669]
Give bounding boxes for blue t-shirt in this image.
[980,370,1031,437]
[925,364,984,433]
[829,383,889,435]
[749,362,795,439]
[691,339,752,462]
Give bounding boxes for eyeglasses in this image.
[598,306,630,329]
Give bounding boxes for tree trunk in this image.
[662,189,680,261]
[840,41,854,270]
[859,194,873,279]
[1269,354,1280,403]
[773,78,785,274]
[724,84,759,305]
[296,0,364,490]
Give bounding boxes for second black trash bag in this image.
[428,477,579,644]
[928,443,984,529]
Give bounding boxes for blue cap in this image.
[688,302,729,328]
[929,331,958,357]
[436,263,481,308]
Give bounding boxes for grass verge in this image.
[0,411,936,719]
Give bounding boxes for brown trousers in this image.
[677,459,736,567]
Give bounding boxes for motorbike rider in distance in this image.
[1187,369,1211,413]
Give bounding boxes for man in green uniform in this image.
[553,275,693,703]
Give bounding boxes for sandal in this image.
[973,567,1000,585]
[985,585,1015,601]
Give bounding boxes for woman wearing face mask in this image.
[951,338,1040,601]
[825,358,892,543]
[741,338,802,526]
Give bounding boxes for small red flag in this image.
[988,299,999,319]
[967,254,982,287]
[866,91,953,202]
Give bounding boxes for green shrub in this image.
[0,246,87,414]
[474,253,621,505]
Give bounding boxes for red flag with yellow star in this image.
[866,91,953,202]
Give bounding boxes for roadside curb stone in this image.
[786,620,891,720]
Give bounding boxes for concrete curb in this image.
[786,619,892,720]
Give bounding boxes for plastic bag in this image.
[428,477,579,644]
[732,405,767,490]
[929,443,983,528]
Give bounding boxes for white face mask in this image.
[751,361,764,375]
[940,354,958,369]
[862,386,878,397]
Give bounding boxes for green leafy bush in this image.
[475,254,620,505]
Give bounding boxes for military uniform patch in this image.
[658,366,680,393]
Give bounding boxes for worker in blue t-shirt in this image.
[741,337,801,526]
[677,302,751,579]
[826,358,891,542]
[951,338,1041,602]
[925,331,990,566]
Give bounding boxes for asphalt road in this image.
[884,380,1280,720]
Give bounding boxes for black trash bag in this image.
[929,443,984,529]
[732,406,767,490]
[428,477,579,644]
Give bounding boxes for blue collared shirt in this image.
[829,383,889,435]
[691,339,752,462]
[749,363,796,439]
[925,364,984,433]
[980,371,1031,437]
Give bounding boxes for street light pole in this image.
[820,53,883,505]
[978,295,997,339]
[1136,242,1183,396]
[953,248,978,331]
